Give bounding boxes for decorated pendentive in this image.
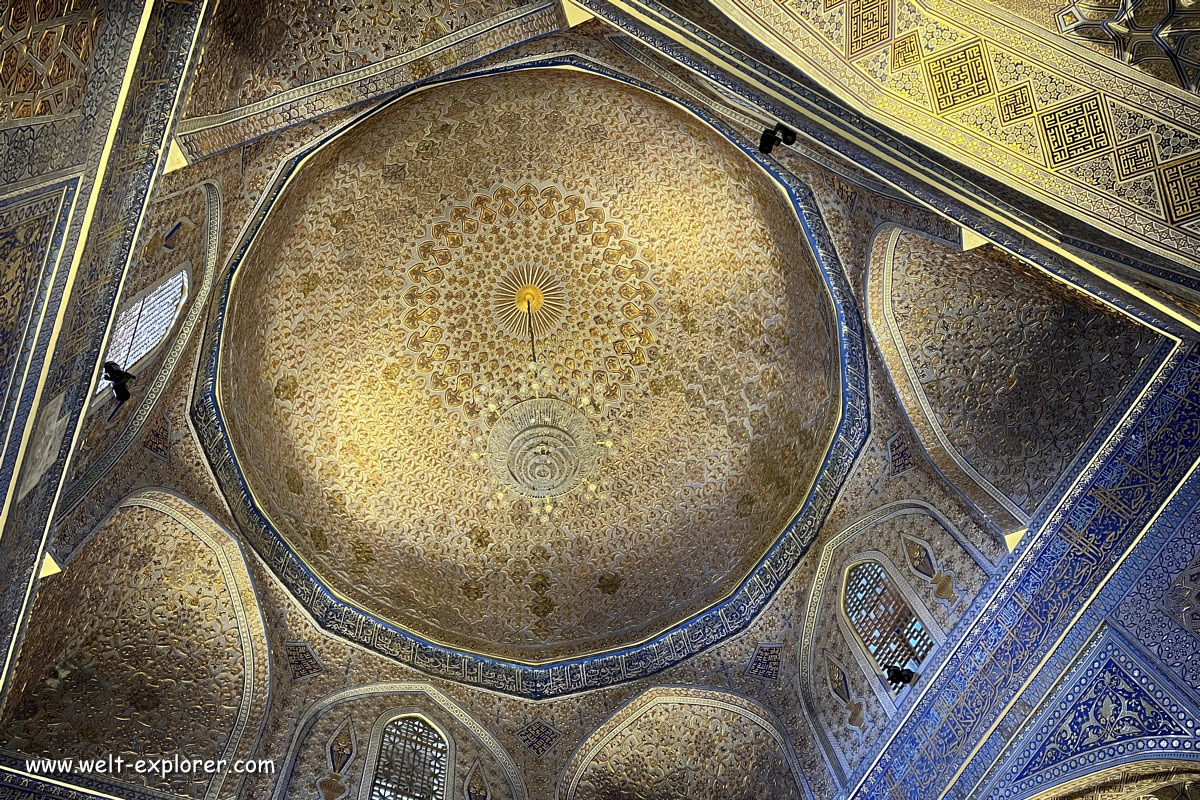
[397,181,661,518]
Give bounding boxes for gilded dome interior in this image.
[217,68,841,662]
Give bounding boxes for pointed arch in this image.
[559,686,812,800]
[274,682,526,800]
[798,502,974,784]
[841,557,937,676]
[863,223,1161,536]
[96,265,189,393]
[62,180,221,519]
[359,711,454,800]
[1022,760,1200,800]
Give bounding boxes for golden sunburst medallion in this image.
[493,264,567,339]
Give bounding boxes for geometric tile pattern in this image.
[0,496,266,799]
[697,0,1200,270]
[1038,95,1112,167]
[181,0,533,119]
[57,181,220,522]
[955,394,1200,800]
[1057,0,1200,92]
[516,719,562,758]
[285,641,323,681]
[215,68,851,663]
[891,31,922,70]
[981,635,1200,800]
[0,0,101,122]
[925,42,994,113]
[1159,153,1200,224]
[848,0,891,58]
[1114,137,1157,180]
[995,83,1034,125]
[0,180,73,537]
[746,642,784,682]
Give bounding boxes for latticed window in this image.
[368,716,448,800]
[97,269,188,391]
[843,560,934,671]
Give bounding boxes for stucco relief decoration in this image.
[183,0,529,118]
[869,228,1157,527]
[0,0,101,122]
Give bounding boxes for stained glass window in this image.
[843,560,934,672]
[97,269,187,393]
[368,716,448,800]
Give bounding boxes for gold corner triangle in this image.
[960,228,989,251]
[562,0,595,27]
[1004,528,1027,552]
[38,553,61,579]
[165,139,190,174]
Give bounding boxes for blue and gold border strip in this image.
[0,0,209,704]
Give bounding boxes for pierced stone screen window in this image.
[368,717,448,800]
[97,269,188,392]
[844,560,935,671]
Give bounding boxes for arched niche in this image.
[864,224,1159,534]
[275,683,525,800]
[559,686,810,800]
[798,501,988,783]
[0,488,270,799]
[63,180,221,514]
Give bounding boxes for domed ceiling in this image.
[217,68,840,662]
